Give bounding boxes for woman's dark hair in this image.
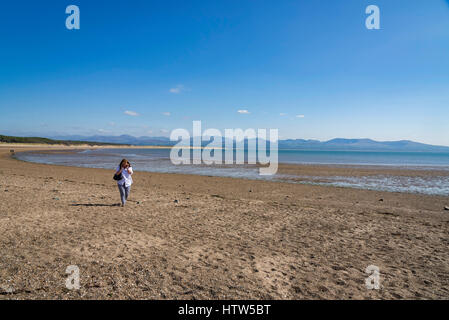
[119,158,130,168]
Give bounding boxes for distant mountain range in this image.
[278,138,449,152]
[50,134,173,146]
[0,134,120,146]
[47,135,449,152]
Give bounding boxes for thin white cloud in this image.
[162,112,171,116]
[124,110,140,117]
[237,109,250,114]
[296,114,305,118]
[169,84,185,94]
[160,129,169,134]
[98,129,109,133]
[280,113,287,116]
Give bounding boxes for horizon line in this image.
[2,133,449,148]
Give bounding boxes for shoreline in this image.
[12,144,449,174]
[11,146,449,197]
[4,146,448,205]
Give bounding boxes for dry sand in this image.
[0,146,448,299]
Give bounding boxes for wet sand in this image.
[0,146,448,299]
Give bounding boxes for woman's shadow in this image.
[70,203,121,207]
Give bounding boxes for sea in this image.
[15,148,449,196]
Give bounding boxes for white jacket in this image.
[116,166,133,187]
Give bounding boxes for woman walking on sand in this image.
[115,159,133,207]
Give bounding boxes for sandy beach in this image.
[0,145,448,299]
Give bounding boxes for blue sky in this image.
[1,0,449,145]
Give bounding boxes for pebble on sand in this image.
[444,206,449,211]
